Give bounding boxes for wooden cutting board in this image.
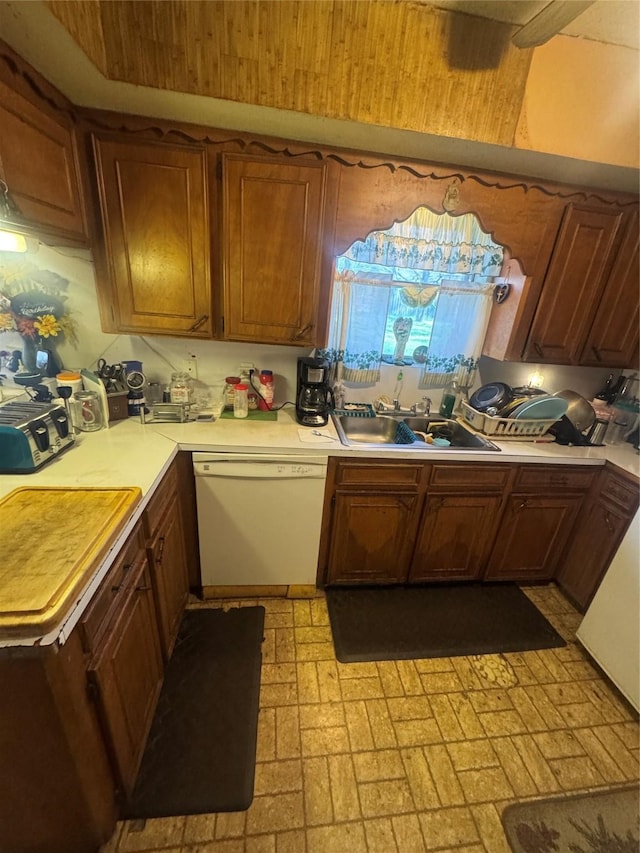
[0,486,141,638]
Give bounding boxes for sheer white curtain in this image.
[418,280,494,390]
[326,270,391,383]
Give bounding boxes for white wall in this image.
[0,242,616,413]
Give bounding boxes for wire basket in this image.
[460,402,558,440]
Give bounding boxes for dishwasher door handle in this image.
[193,461,328,480]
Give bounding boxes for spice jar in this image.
[224,376,241,409]
[170,371,193,405]
[233,383,249,418]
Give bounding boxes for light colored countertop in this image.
[1,406,638,648]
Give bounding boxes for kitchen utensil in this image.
[469,382,513,413]
[509,395,568,420]
[311,430,338,441]
[552,390,596,433]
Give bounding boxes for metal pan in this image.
[469,382,513,412]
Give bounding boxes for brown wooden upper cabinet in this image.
[91,134,213,337]
[580,212,639,369]
[221,154,329,346]
[523,204,626,365]
[0,77,87,243]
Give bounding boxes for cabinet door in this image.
[581,212,639,369]
[524,205,623,364]
[0,79,86,242]
[148,490,189,661]
[327,491,421,585]
[222,154,327,346]
[556,497,629,611]
[410,494,503,582]
[485,494,583,581]
[91,135,212,337]
[88,556,163,799]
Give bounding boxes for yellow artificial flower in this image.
[34,313,62,338]
[0,312,15,332]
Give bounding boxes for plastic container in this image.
[233,383,249,418]
[257,369,274,411]
[439,380,458,418]
[170,371,193,405]
[56,370,83,397]
[224,376,241,409]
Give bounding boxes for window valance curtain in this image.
[343,208,503,277]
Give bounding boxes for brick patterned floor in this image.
[102,584,639,853]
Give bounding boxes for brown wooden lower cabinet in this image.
[556,465,639,611]
[327,491,422,584]
[410,493,503,582]
[321,459,600,588]
[145,458,190,660]
[0,463,190,853]
[484,493,584,581]
[87,554,164,800]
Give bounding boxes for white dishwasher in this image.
[193,452,329,587]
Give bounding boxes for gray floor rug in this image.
[501,785,640,852]
[326,583,565,663]
[124,606,265,818]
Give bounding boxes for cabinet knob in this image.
[189,314,209,332]
[0,179,21,219]
[292,323,313,341]
[592,346,602,362]
[533,342,543,357]
[517,499,529,511]
[604,511,615,534]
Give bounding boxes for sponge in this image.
[394,421,418,444]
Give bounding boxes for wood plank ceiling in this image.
[46,0,533,147]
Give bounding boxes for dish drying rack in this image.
[333,402,376,418]
[459,402,558,441]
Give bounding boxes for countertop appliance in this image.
[0,401,75,473]
[193,452,328,587]
[296,357,335,427]
[576,510,639,711]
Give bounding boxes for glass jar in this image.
[170,371,193,405]
[233,383,249,418]
[224,376,241,409]
[71,390,103,432]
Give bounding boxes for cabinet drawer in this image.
[429,463,511,491]
[79,525,144,652]
[600,468,639,515]
[514,465,596,492]
[334,461,425,488]
[144,461,178,538]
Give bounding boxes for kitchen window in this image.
[321,208,503,390]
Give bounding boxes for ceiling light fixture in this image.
[0,229,27,253]
[512,0,596,48]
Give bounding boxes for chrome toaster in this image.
[0,401,75,473]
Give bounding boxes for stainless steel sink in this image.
[333,414,500,451]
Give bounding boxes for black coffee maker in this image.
[296,357,335,427]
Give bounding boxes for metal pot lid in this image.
[469,382,513,412]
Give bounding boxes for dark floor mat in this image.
[125,606,265,818]
[326,583,565,663]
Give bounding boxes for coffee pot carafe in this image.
[296,357,335,427]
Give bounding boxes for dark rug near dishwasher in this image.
[124,606,265,818]
[501,785,639,852]
[326,583,565,663]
